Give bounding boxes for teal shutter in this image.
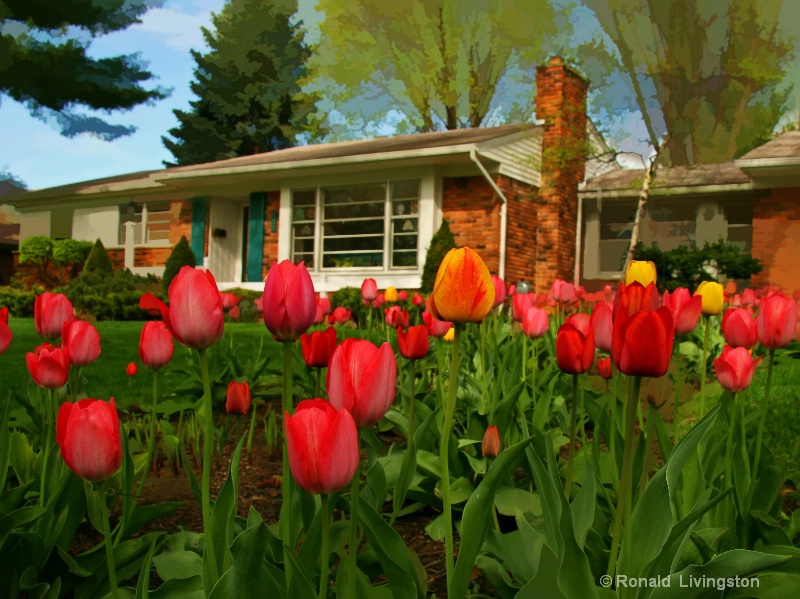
[190,197,208,265]
[247,192,266,282]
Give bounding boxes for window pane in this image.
[392,251,418,268]
[324,220,383,237]
[600,202,636,240]
[648,202,696,244]
[294,252,315,268]
[324,235,383,252]
[393,217,417,233]
[293,238,315,254]
[149,202,171,213]
[393,233,417,251]
[391,180,420,200]
[293,223,315,238]
[293,190,316,206]
[325,201,384,220]
[392,199,418,217]
[292,190,316,222]
[724,202,753,225]
[323,253,383,268]
[600,240,628,272]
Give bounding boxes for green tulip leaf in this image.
[134,537,158,599]
[209,521,281,599]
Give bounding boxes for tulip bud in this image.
[262,261,317,342]
[625,260,657,287]
[412,293,424,307]
[26,343,70,389]
[35,292,75,340]
[492,276,506,308]
[482,425,501,458]
[318,297,332,316]
[126,362,138,376]
[332,306,352,324]
[590,302,613,352]
[714,346,761,393]
[62,320,101,368]
[695,281,724,316]
[429,248,494,323]
[57,398,122,481]
[721,308,757,349]
[398,290,408,302]
[612,307,674,377]
[398,325,430,360]
[139,321,175,371]
[0,318,10,355]
[598,357,612,380]
[522,306,549,338]
[220,293,240,311]
[756,292,798,350]
[385,286,399,303]
[512,293,534,323]
[361,279,378,303]
[556,314,595,374]
[226,381,251,415]
[301,326,337,368]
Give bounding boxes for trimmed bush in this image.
[420,219,457,293]
[162,236,196,293]
[82,239,113,275]
[59,270,162,320]
[0,285,43,317]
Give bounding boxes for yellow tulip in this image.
[695,281,724,315]
[443,327,455,342]
[384,286,399,303]
[625,260,657,287]
[430,248,495,323]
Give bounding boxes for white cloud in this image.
[134,5,215,52]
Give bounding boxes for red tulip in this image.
[398,325,429,360]
[285,399,359,495]
[254,296,264,312]
[301,327,337,368]
[614,281,660,320]
[742,288,756,307]
[422,302,453,338]
[492,276,506,308]
[482,425,501,458]
[126,362,138,376]
[612,307,674,377]
[226,381,251,415]
[372,293,385,308]
[332,306,352,324]
[731,293,743,308]
[512,293,534,322]
[0,320,10,355]
[522,306,549,338]
[361,279,378,303]
[262,260,316,342]
[140,266,224,350]
[34,292,75,340]
[412,293,424,307]
[662,288,703,336]
[757,292,798,350]
[229,306,241,320]
[0,307,7,324]
[313,304,325,325]
[556,315,594,374]
[722,308,757,349]
[318,297,332,316]
[220,293,240,311]
[62,321,101,367]
[714,346,761,393]
[139,321,174,371]
[398,290,408,302]
[590,301,613,352]
[598,357,612,380]
[508,284,516,297]
[57,398,122,482]
[327,338,397,429]
[26,343,70,389]
[385,306,409,329]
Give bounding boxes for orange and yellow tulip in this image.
[430,248,494,323]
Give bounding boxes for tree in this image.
[162,236,196,293]
[83,239,114,275]
[305,0,558,134]
[163,0,318,166]
[421,219,457,293]
[580,0,795,165]
[0,0,167,140]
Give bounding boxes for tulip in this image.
[301,326,338,368]
[614,281,659,320]
[625,260,657,287]
[372,293,385,308]
[757,292,798,349]
[0,319,10,355]
[220,293,240,311]
[57,398,122,482]
[731,293,743,308]
[508,284,516,296]
[0,306,7,324]
[481,425,501,458]
[385,286,399,303]
[741,288,756,307]
[259,261,317,342]
[62,320,101,368]
[492,275,506,307]
[662,288,702,336]
[522,306,549,338]
[226,381,251,415]
[429,248,494,323]
[313,304,325,325]
[422,301,453,338]
[722,308,757,349]
[398,290,408,302]
[332,306,352,324]
[695,281,724,316]
[229,306,240,320]
[714,346,761,393]
[318,297,332,316]
[126,362,138,376]
[327,339,397,429]
[598,357,612,380]
[590,301,613,352]
[512,293,534,323]
[443,327,455,342]
[603,284,613,297]
[254,296,264,312]
[27,343,70,389]
[138,321,175,370]
[556,315,595,374]
[552,279,576,303]
[361,279,378,303]
[385,306,409,329]
[285,399,359,495]
[35,292,75,340]
[398,325,429,360]
[412,293,424,307]
[612,307,674,377]
[140,266,224,350]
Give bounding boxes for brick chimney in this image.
[534,56,589,292]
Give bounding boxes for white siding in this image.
[72,206,120,247]
[479,133,543,186]
[19,211,51,240]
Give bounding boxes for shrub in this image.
[162,236,196,293]
[0,285,43,317]
[420,219,457,293]
[59,269,162,320]
[330,287,367,326]
[19,237,93,287]
[82,239,114,275]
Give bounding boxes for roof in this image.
[6,170,161,203]
[738,130,800,160]
[581,162,751,196]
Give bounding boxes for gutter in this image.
[734,156,800,170]
[575,184,584,286]
[470,149,508,280]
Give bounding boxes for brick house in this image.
[579,131,800,292]
[8,57,613,293]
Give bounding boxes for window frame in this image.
[118,202,173,247]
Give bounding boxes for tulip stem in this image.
[97,482,120,599]
[408,359,417,447]
[198,349,219,586]
[752,349,775,486]
[609,367,619,492]
[319,493,330,599]
[672,344,682,442]
[134,370,159,508]
[565,374,579,497]
[246,401,258,455]
[281,340,294,585]
[699,315,710,417]
[347,440,361,599]
[315,367,322,398]
[39,388,56,507]
[522,334,527,385]
[441,323,462,596]
[721,392,737,526]
[607,375,642,580]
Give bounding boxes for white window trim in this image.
[116,203,173,249]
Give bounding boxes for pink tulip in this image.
[361,279,378,303]
[262,260,316,342]
[138,321,174,371]
[662,287,703,336]
[714,346,761,393]
[301,326,337,368]
[721,308,757,349]
[372,293,385,309]
[552,279,575,303]
[508,284,516,297]
[332,306,352,324]
[757,292,798,350]
[741,288,756,307]
[27,343,70,389]
[385,306,408,329]
[522,307,549,338]
[327,339,397,429]
[57,398,122,482]
[492,275,506,308]
[62,321,101,368]
[590,301,613,352]
[412,293,424,307]
[318,297,332,316]
[398,290,408,302]
[422,301,453,338]
[313,304,325,325]
[140,267,224,350]
[285,399,359,495]
[35,292,75,340]
[220,293,240,311]
[512,293,534,322]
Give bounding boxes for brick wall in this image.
[500,176,538,285]
[261,191,281,280]
[752,187,800,292]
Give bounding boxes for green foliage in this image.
[0,0,166,140]
[0,284,43,316]
[633,239,762,291]
[18,235,53,266]
[330,286,367,325]
[420,219,457,293]
[52,238,92,265]
[162,236,196,293]
[82,239,114,275]
[59,269,161,320]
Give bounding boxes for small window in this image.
[146,202,172,242]
[724,202,753,251]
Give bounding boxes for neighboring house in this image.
[0,180,23,285]
[579,130,800,292]
[7,57,614,293]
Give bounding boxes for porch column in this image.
[247,192,266,282]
